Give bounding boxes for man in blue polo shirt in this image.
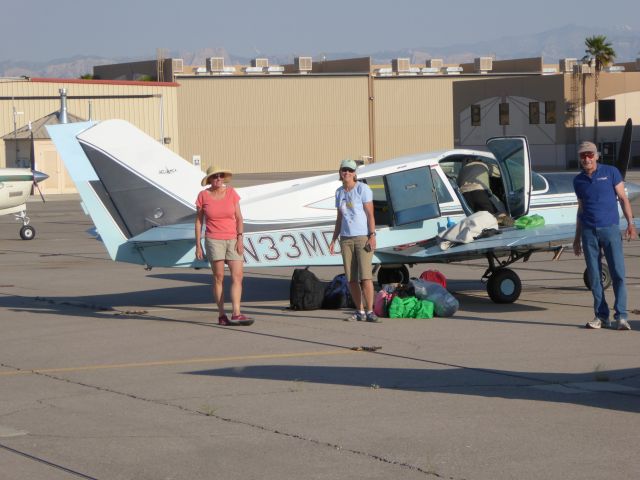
[573,141,637,330]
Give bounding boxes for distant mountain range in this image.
[2,24,638,79]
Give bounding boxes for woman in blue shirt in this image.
[329,159,379,322]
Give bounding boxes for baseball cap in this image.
[340,159,357,170]
[578,141,598,155]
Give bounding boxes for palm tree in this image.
[584,35,616,143]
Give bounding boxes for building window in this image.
[499,102,509,125]
[545,101,556,124]
[529,102,540,124]
[598,99,615,122]
[471,105,481,126]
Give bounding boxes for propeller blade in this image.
[616,118,633,180]
[31,170,48,203]
[34,181,45,203]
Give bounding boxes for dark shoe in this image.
[231,314,254,326]
[219,315,240,326]
[366,311,381,323]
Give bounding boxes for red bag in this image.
[419,270,447,289]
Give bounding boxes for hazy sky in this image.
[2,0,639,62]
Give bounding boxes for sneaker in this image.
[365,311,381,323]
[346,311,365,322]
[615,318,631,331]
[219,315,240,326]
[585,317,605,329]
[231,314,255,326]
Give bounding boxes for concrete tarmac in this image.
[1,180,639,480]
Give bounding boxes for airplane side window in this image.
[531,172,548,193]
[431,169,453,203]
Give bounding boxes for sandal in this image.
[231,314,254,326]
[218,315,240,326]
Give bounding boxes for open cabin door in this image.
[486,137,531,218]
[383,166,441,226]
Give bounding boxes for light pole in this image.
[12,103,24,166]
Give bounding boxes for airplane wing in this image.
[376,219,639,264]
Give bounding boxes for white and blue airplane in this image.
[0,167,48,239]
[47,119,640,303]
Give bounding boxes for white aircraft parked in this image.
[0,168,48,239]
[47,119,639,303]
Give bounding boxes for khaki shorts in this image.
[340,236,373,282]
[205,237,244,263]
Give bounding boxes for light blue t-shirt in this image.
[335,181,373,237]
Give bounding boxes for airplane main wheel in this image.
[583,265,612,290]
[377,265,410,285]
[20,225,35,240]
[487,268,521,303]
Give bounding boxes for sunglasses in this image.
[340,167,355,173]
[579,152,595,159]
[209,173,225,180]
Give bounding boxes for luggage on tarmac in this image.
[322,273,355,309]
[289,268,326,310]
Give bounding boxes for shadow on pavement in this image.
[186,364,640,413]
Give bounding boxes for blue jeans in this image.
[581,224,627,321]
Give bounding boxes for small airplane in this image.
[47,119,640,303]
[0,167,48,239]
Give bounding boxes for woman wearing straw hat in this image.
[195,165,253,326]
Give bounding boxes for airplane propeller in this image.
[29,129,46,203]
[616,118,633,181]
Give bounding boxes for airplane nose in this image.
[626,181,640,201]
[33,170,49,184]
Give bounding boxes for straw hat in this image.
[201,165,233,186]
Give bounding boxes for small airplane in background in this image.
[0,167,48,239]
[47,119,639,304]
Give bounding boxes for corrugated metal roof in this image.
[2,111,86,140]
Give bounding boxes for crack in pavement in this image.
[0,362,461,479]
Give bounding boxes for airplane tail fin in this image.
[616,118,633,180]
[47,120,202,266]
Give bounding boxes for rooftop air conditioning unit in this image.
[392,58,411,73]
[604,65,625,73]
[295,56,313,72]
[243,66,264,74]
[573,64,592,74]
[207,57,225,72]
[426,59,443,69]
[421,67,440,75]
[172,58,184,73]
[560,58,577,73]
[251,58,269,68]
[474,57,493,72]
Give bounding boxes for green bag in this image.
[514,214,545,229]
[388,296,434,319]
